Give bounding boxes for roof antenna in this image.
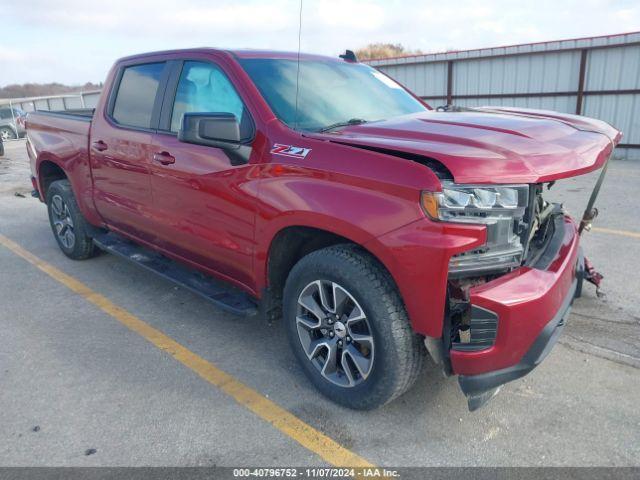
[294,0,303,131]
[339,50,358,62]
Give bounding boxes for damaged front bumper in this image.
[458,274,576,410]
[448,214,581,410]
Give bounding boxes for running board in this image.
[93,233,258,316]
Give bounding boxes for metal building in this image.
[0,91,101,140]
[0,90,102,113]
[367,31,640,159]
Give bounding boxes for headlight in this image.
[422,183,529,276]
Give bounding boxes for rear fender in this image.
[35,154,102,227]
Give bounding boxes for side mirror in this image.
[178,112,241,149]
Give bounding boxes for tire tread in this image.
[284,244,425,409]
[47,179,97,260]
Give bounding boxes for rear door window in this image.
[112,63,165,129]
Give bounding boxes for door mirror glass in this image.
[178,112,241,149]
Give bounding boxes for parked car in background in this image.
[0,107,27,140]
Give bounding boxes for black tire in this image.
[46,179,97,260]
[0,126,17,141]
[574,273,583,299]
[574,255,585,299]
[0,140,4,157]
[283,244,425,410]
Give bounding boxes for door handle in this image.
[92,140,108,152]
[153,151,176,165]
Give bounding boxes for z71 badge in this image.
[270,144,311,159]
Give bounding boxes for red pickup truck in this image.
[26,48,620,411]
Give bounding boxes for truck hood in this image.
[309,107,621,184]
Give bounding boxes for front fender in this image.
[364,218,485,337]
[254,167,428,294]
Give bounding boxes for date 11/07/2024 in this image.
[232,468,400,478]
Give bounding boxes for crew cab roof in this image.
[116,48,340,63]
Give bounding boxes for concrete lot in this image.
[1,139,639,467]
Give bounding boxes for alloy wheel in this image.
[50,194,76,249]
[296,280,375,387]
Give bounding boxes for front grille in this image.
[452,305,498,352]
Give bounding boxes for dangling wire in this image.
[294,0,303,131]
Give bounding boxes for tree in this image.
[355,43,423,61]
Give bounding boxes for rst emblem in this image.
[270,144,311,159]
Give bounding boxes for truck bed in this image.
[31,108,95,121]
[26,109,94,138]
[26,110,93,161]
[26,109,94,213]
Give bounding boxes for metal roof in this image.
[366,31,640,66]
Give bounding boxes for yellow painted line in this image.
[0,233,374,469]
[591,227,640,239]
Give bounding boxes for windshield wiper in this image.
[318,118,368,133]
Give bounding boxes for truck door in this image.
[90,61,169,243]
[148,59,257,290]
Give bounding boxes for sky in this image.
[1,0,639,87]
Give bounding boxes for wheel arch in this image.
[260,222,403,322]
[35,155,103,227]
[38,159,68,199]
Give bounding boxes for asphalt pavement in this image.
[1,139,639,467]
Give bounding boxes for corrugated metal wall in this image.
[583,44,640,150]
[368,32,640,160]
[0,91,101,113]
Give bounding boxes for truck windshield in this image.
[239,58,427,132]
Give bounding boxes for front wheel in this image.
[283,245,425,410]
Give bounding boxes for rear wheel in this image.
[283,244,425,410]
[46,179,97,260]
